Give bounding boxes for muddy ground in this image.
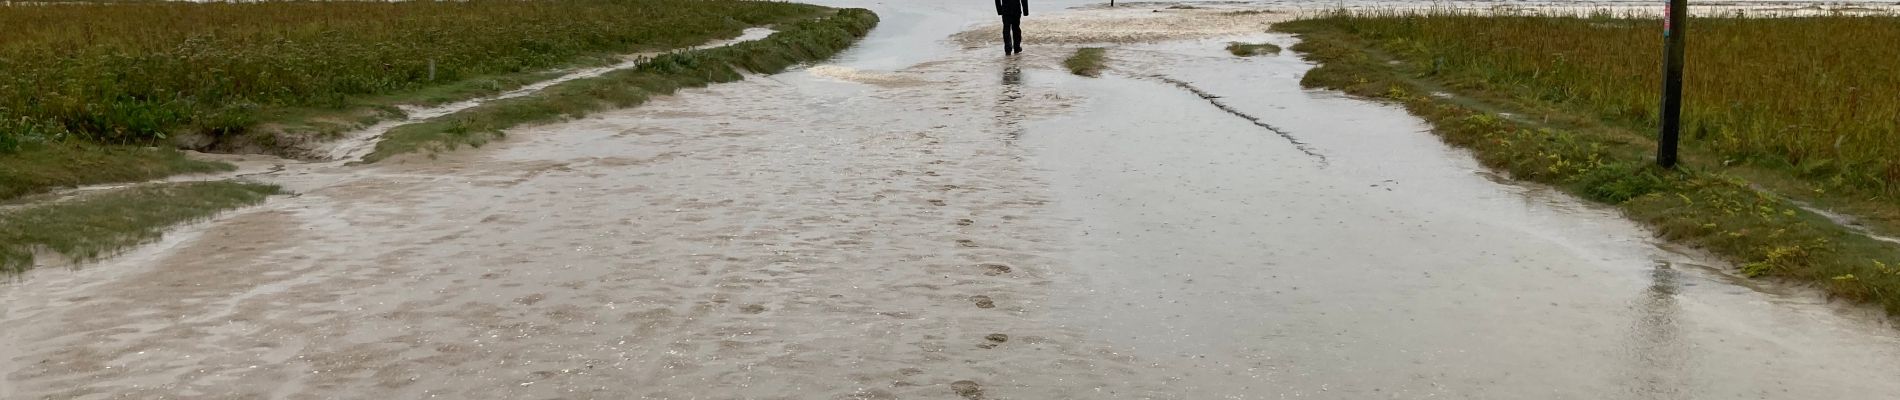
[5,1,1900,399]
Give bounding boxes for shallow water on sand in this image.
[1019,31,1900,398]
[3,1,1898,399]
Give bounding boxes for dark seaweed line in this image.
[1148,74,1327,165]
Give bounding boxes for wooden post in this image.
[1657,0,1686,168]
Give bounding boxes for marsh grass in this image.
[361,8,878,162]
[1064,48,1107,77]
[1281,10,1900,196]
[0,0,826,147]
[1279,15,1900,313]
[0,181,280,274]
[0,0,827,198]
[1226,42,1281,56]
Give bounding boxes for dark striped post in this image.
[1657,0,1687,168]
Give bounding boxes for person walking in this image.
[996,0,1027,55]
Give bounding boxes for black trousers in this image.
[1001,15,1022,50]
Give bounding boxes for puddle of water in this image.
[1789,199,1900,245]
[808,65,936,87]
[951,7,1285,47]
[1021,27,1900,398]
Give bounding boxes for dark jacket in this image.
[996,0,1026,16]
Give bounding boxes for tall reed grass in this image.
[1286,10,1900,195]
[0,0,823,148]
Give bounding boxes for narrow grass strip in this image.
[0,181,281,274]
[0,143,233,201]
[1064,47,1107,77]
[361,8,879,162]
[1277,20,1900,313]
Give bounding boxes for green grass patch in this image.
[2,0,826,199]
[0,142,232,201]
[361,8,880,162]
[1275,11,1900,197]
[1064,47,1107,77]
[1226,42,1281,56]
[1278,14,1900,313]
[0,181,280,274]
[0,0,829,148]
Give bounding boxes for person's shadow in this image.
[996,60,1024,142]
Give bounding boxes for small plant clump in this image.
[1065,47,1108,77]
[1226,42,1282,56]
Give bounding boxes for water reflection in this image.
[997,60,1024,141]
[1626,261,1690,399]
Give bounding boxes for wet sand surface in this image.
[6,1,1900,399]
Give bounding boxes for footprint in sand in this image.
[956,239,979,248]
[978,263,1011,276]
[739,304,767,314]
[956,218,975,226]
[977,333,1010,349]
[970,295,995,309]
[951,380,985,399]
[514,293,546,306]
[930,199,947,206]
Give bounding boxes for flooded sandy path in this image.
[5,1,1900,399]
[1026,30,1900,398]
[0,53,1168,399]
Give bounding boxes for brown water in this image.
[3,2,1898,399]
[1024,29,1900,398]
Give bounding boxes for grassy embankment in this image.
[0,0,831,198]
[0,182,281,274]
[0,1,873,273]
[363,8,880,161]
[1064,48,1107,77]
[1276,11,1900,312]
